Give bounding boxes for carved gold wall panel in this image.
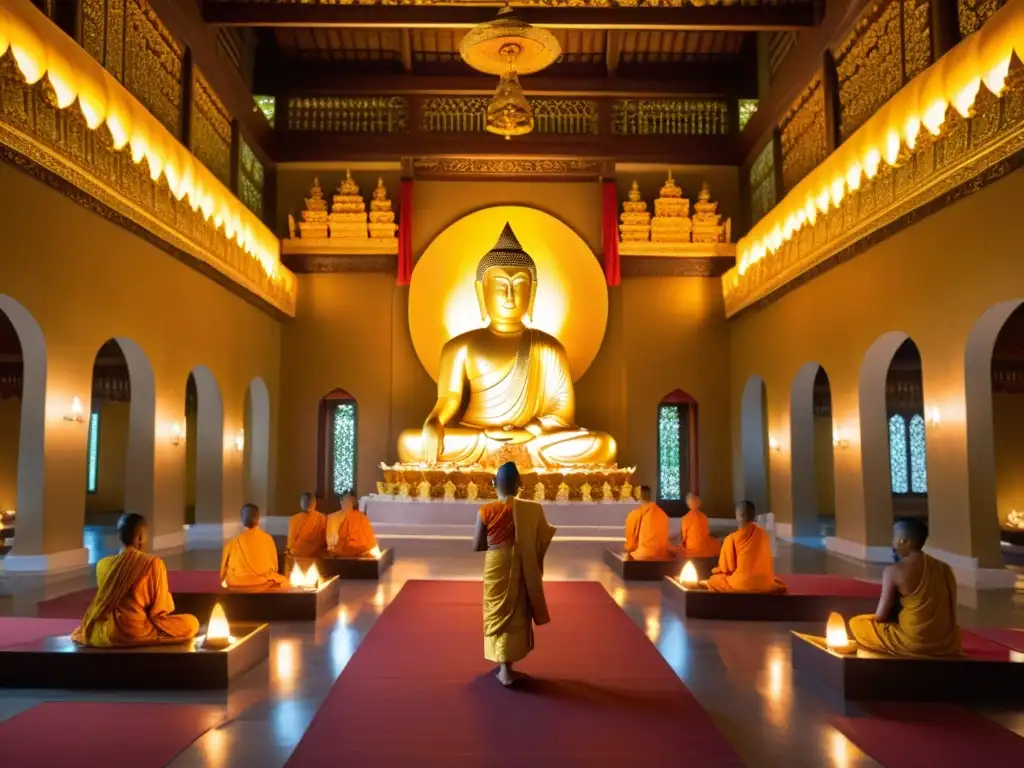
[82,0,183,139]
[240,137,265,220]
[286,96,409,133]
[421,97,598,135]
[204,0,811,6]
[749,140,776,226]
[612,99,730,136]
[958,0,1008,37]
[0,53,294,316]
[411,157,601,178]
[191,68,232,188]
[724,63,1024,317]
[902,0,932,80]
[779,74,826,193]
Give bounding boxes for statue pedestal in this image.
[360,496,636,540]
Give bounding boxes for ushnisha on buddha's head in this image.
[475,223,538,332]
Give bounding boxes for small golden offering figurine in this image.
[443,479,456,500]
[533,481,546,501]
[467,481,479,501]
[397,481,410,498]
[633,485,643,502]
[581,483,592,503]
[620,480,633,501]
[601,481,613,502]
[556,482,570,501]
[417,479,432,500]
[376,481,387,496]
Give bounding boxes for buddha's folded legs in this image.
[397,427,616,467]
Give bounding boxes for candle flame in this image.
[302,563,321,589]
[289,562,305,588]
[207,603,231,642]
[680,561,698,585]
[825,611,850,650]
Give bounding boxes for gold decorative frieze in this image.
[724,63,1024,318]
[422,97,598,135]
[0,52,295,317]
[779,74,827,193]
[411,157,602,178]
[286,96,409,133]
[191,68,232,188]
[749,140,776,225]
[902,0,932,80]
[204,0,809,7]
[612,99,730,136]
[958,0,1009,37]
[239,138,264,219]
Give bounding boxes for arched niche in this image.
[657,389,698,510]
[789,363,835,538]
[318,388,358,505]
[244,377,271,512]
[187,366,224,526]
[740,375,770,517]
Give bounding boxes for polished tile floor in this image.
[2,534,1024,768]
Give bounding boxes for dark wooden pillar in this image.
[229,119,241,197]
[181,48,195,151]
[821,49,841,153]
[771,127,785,199]
[930,0,960,59]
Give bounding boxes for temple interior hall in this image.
[2,0,1024,765]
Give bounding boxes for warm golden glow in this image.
[409,206,607,384]
[680,561,699,586]
[289,563,305,588]
[302,564,321,589]
[927,406,941,427]
[201,603,234,649]
[825,612,852,652]
[369,546,382,560]
[611,586,626,607]
[643,606,661,643]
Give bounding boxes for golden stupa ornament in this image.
[459,4,561,140]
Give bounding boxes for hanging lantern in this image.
[486,68,533,140]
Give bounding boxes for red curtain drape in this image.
[397,179,414,286]
[601,180,620,287]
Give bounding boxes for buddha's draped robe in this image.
[220,527,287,591]
[71,549,199,647]
[481,498,556,664]
[849,554,962,657]
[680,509,721,559]
[705,524,786,593]
[623,502,672,560]
[326,510,378,557]
[287,510,327,558]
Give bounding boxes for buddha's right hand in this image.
[422,421,443,463]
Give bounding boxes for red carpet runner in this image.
[286,580,744,767]
[0,702,222,767]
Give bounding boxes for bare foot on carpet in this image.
[496,664,516,687]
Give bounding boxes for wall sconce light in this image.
[927,406,941,428]
[170,422,182,447]
[234,429,245,453]
[768,436,781,453]
[832,430,849,449]
[63,396,85,423]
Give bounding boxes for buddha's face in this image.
[477,266,534,329]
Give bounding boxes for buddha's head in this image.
[475,223,537,331]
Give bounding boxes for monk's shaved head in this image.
[300,493,316,512]
[639,485,652,502]
[686,492,701,509]
[241,503,260,528]
[736,500,756,523]
[341,491,357,511]
[495,462,521,498]
[117,513,147,549]
[894,517,928,550]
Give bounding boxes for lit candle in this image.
[680,561,698,586]
[201,603,234,650]
[825,611,855,653]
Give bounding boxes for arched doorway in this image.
[318,389,358,507]
[740,375,770,518]
[186,366,224,526]
[657,390,697,514]
[789,363,835,539]
[84,338,155,559]
[244,377,271,512]
[0,297,46,559]
[886,339,928,522]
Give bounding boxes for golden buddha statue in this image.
[397,223,617,469]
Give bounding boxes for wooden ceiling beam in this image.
[605,30,623,77]
[202,2,818,32]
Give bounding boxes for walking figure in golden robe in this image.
[72,513,199,647]
[326,492,378,557]
[849,518,962,657]
[703,501,786,593]
[679,493,721,559]
[287,492,327,558]
[221,503,288,591]
[623,486,672,560]
[398,223,616,469]
[474,461,556,687]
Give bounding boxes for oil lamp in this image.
[201,603,234,650]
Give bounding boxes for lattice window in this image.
[658,405,682,502]
[191,68,232,187]
[254,95,275,128]
[287,96,408,133]
[87,411,100,494]
[331,403,357,497]
[739,99,759,131]
[749,141,776,226]
[958,0,1009,37]
[240,138,264,220]
[779,75,827,193]
[888,412,928,495]
[612,99,730,136]
[421,97,598,135]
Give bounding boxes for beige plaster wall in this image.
[728,165,1024,565]
[0,164,282,556]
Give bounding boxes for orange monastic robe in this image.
[326,510,378,557]
[624,502,672,560]
[705,523,786,593]
[221,527,288,590]
[287,510,327,558]
[71,549,199,647]
[680,509,721,559]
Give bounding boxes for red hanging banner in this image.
[397,179,414,286]
[601,180,621,287]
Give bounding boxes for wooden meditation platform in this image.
[661,573,881,621]
[603,549,717,582]
[287,547,396,580]
[0,619,269,690]
[791,630,1024,703]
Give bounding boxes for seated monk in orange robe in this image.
[287,492,327,558]
[72,513,198,647]
[679,493,721,559]
[703,501,786,593]
[326,492,379,558]
[623,486,672,560]
[220,503,288,590]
